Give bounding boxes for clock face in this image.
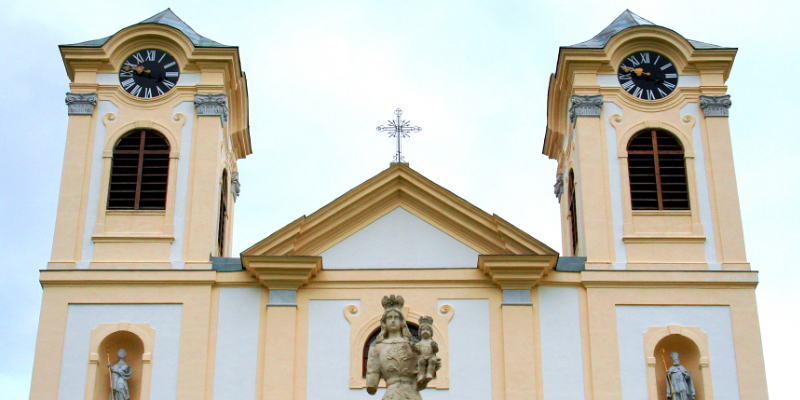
[617,51,678,100]
[118,49,180,99]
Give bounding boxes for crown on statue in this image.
[381,295,404,312]
[418,315,433,326]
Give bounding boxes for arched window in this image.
[362,323,420,377]
[567,170,579,256]
[108,130,170,210]
[217,170,228,256]
[627,130,689,210]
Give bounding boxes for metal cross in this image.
[376,108,421,163]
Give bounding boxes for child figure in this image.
[416,316,440,384]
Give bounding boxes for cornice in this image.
[580,270,758,288]
[39,269,217,286]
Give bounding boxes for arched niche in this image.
[644,325,714,400]
[85,323,155,400]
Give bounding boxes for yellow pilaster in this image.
[479,255,557,400]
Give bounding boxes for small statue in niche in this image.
[108,348,132,400]
[665,351,696,400]
[415,316,440,385]
[366,295,440,400]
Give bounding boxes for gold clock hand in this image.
[621,66,650,76]
[121,65,151,74]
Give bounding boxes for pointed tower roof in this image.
[568,10,722,49]
[62,8,231,48]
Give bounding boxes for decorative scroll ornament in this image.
[194,94,229,123]
[554,172,564,201]
[569,94,604,124]
[65,92,97,115]
[376,108,421,163]
[231,171,241,201]
[699,95,732,117]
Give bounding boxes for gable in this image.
[320,207,480,269]
[243,163,557,259]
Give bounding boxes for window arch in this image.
[107,129,170,210]
[627,130,689,210]
[217,170,228,256]
[567,169,579,256]
[362,323,420,377]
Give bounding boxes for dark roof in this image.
[567,10,722,50]
[62,8,231,48]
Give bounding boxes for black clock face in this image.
[617,51,678,100]
[118,49,180,99]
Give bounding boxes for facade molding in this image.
[194,93,229,123]
[569,94,604,123]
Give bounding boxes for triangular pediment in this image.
[242,163,556,264]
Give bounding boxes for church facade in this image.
[29,9,768,400]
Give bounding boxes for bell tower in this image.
[544,10,746,271]
[52,9,251,270]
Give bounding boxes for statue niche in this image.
[94,331,144,400]
[655,334,703,400]
[365,295,441,400]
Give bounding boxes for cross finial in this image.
[376,108,421,164]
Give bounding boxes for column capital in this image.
[554,172,564,202]
[569,94,603,123]
[699,95,732,117]
[194,93,229,123]
[242,255,321,290]
[478,254,557,290]
[65,92,97,115]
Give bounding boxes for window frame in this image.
[107,129,170,211]
[627,129,690,211]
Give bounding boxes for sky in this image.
[1,0,797,398]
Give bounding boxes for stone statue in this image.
[366,295,441,400]
[666,352,695,400]
[108,348,132,400]
[415,316,439,385]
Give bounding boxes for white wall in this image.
[320,207,479,269]
[604,101,628,269]
[213,288,262,399]
[170,101,194,269]
[616,305,739,400]
[539,287,585,400]
[305,298,492,399]
[57,304,182,400]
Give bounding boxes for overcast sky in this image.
[1,0,797,398]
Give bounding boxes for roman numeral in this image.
[621,80,635,91]
[163,61,176,69]
[632,87,643,99]
[130,85,143,97]
[124,61,137,68]
[626,56,640,67]
[654,55,660,65]
[132,53,144,64]
[646,90,655,100]
[162,80,175,89]
[119,71,133,78]
[121,78,135,89]
[658,88,668,97]
[660,62,673,70]
[640,52,650,64]
[158,53,166,63]
[144,88,152,98]
[619,74,632,80]
[157,86,165,96]
[146,50,156,61]
[165,71,179,77]
[663,81,676,90]
[665,73,677,79]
